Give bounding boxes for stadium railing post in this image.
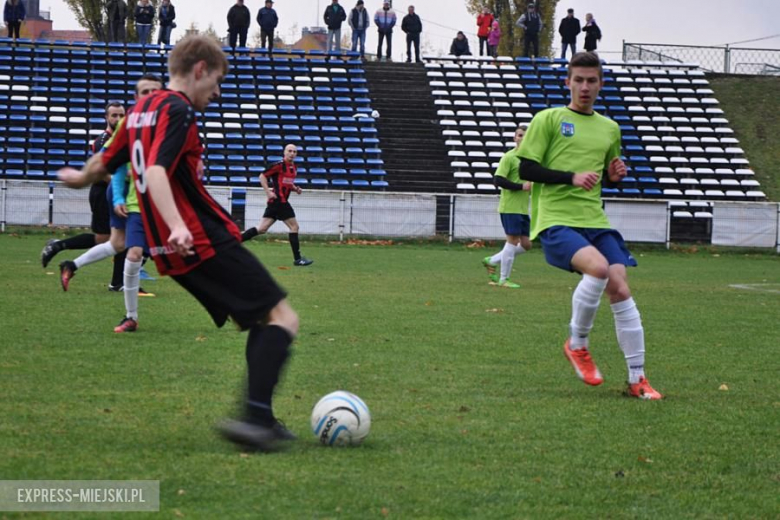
[665,203,671,250]
[1,179,6,233]
[448,195,455,243]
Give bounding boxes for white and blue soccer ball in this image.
[311,391,371,447]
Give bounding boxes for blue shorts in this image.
[106,187,126,230]
[500,213,530,236]
[125,212,149,253]
[539,226,637,272]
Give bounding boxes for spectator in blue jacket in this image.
[349,0,369,58]
[374,1,396,61]
[4,0,25,41]
[257,0,279,52]
[134,0,155,44]
[157,0,176,46]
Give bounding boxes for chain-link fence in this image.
[622,42,780,75]
[3,181,779,251]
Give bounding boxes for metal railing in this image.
[623,42,780,75]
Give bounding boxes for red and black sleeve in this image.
[101,118,130,173]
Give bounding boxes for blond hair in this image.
[168,35,230,78]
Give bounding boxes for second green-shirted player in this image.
[482,125,533,288]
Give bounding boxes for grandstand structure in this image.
[0,38,773,242]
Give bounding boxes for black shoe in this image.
[59,260,77,292]
[293,257,313,267]
[216,419,281,453]
[41,239,61,268]
[108,284,123,292]
[270,419,297,441]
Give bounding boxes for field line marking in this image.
[729,283,780,294]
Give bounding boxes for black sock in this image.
[59,233,96,251]
[242,228,259,243]
[289,233,301,261]
[245,325,293,426]
[111,249,127,288]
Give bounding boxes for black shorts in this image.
[263,201,296,221]
[171,244,287,330]
[89,182,111,235]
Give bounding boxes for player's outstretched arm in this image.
[146,165,194,257]
[57,153,110,188]
[519,159,600,191]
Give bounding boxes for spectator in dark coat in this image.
[558,8,580,59]
[4,0,25,41]
[450,31,472,58]
[257,0,279,52]
[227,0,251,49]
[582,13,601,52]
[323,0,347,52]
[106,0,128,43]
[516,2,543,58]
[401,5,422,63]
[374,1,396,61]
[134,0,155,44]
[157,0,176,46]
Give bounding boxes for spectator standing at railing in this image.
[582,13,601,52]
[257,0,279,52]
[4,0,25,41]
[374,1,396,61]
[487,18,501,58]
[558,8,580,59]
[324,0,347,52]
[349,0,369,58]
[476,7,494,57]
[449,31,472,58]
[227,0,251,49]
[157,0,176,46]
[106,0,128,43]
[134,0,155,44]
[401,5,422,63]
[516,2,543,58]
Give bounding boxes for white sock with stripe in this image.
[611,297,646,384]
[569,274,608,350]
[123,259,142,320]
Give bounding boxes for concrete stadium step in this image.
[364,61,452,193]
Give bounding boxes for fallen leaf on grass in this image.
[637,456,653,464]
[719,384,729,391]
[485,308,504,313]
[466,240,485,249]
[174,510,184,518]
[195,335,207,342]
[239,453,250,458]
[177,489,186,496]
[424,301,433,306]
[381,507,390,517]
[277,266,291,270]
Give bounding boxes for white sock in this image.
[569,274,608,350]
[499,242,517,282]
[123,259,142,320]
[489,250,502,265]
[74,242,117,269]
[611,297,645,384]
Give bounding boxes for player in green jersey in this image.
[518,52,662,400]
[482,124,532,289]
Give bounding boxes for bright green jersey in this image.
[125,173,139,213]
[103,126,138,213]
[518,106,621,240]
[494,147,530,215]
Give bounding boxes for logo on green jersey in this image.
[561,122,575,137]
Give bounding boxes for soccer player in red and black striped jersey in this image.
[41,102,125,270]
[241,143,313,266]
[58,35,299,452]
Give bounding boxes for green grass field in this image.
[1,233,778,519]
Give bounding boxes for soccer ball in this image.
[311,391,371,446]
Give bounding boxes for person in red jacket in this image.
[476,8,494,57]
